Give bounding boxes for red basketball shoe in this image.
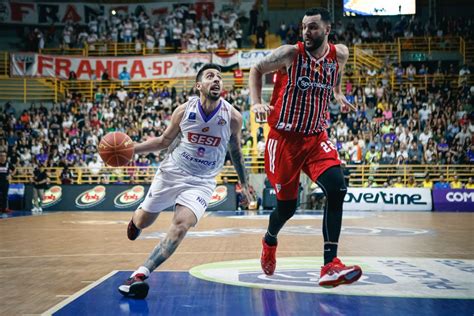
[319,257,362,288]
[118,273,149,299]
[260,238,277,275]
[127,219,141,240]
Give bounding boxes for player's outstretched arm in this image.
[249,45,297,121]
[133,103,186,155]
[333,44,356,112]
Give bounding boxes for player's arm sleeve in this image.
[134,103,186,154]
[228,109,249,187]
[334,44,350,95]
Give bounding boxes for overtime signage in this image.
[11,53,211,80]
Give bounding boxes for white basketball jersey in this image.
[160,96,232,178]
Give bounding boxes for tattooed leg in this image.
[144,205,197,272]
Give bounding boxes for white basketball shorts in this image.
[139,167,216,223]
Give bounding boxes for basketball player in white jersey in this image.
[118,64,253,299]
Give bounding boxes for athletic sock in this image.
[324,243,338,265]
[131,266,150,278]
[264,231,278,246]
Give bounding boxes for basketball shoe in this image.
[127,219,141,240]
[318,257,362,288]
[260,238,277,275]
[118,273,149,299]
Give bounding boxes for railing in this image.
[59,72,250,99]
[349,164,473,187]
[0,51,9,77]
[398,36,464,55]
[0,78,58,102]
[11,164,473,188]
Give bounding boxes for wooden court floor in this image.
[0,210,473,315]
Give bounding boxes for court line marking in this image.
[41,270,119,316]
[1,251,473,260]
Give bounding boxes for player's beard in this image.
[207,88,221,101]
[304,34,325,52]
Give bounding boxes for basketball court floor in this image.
[0,210,473,315]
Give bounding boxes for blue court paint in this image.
[50,271,474,316]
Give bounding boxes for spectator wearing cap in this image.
[363,176,378,188]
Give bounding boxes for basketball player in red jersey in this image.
[249,7,362,287]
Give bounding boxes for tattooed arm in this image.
[228,107,253,204]
[333,44,356,112]
[249,45,297,121]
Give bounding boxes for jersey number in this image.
[321,140,337,153]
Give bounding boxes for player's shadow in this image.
[119,297,149,315]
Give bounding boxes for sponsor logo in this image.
[189,257,474,299]
[75,186,106,208]
[345,192,427,205]
[209,185,228,207]
[202,127,210,132]
[446,191,474,202]
[42,186,62,208]
[188,112,196,121]
[188,132,221,147]
[196,196,207,207]
[197,147,205,157]
[297,76,332,91]
[13,54,35,74]
[114,185,145,208]
[180,152,217,167]
[216,116,227,126]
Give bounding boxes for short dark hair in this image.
[305,7,331,24]
[196,63,222,82]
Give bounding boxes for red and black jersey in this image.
[268,42,339,135]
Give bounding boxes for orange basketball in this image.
[98,132,135,167]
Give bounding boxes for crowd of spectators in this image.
[26,4,247,53]
[327,61,473,170]
[277,16,474,46]
[0,83,254,183]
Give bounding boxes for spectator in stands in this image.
[31,163,48,213]
[434,175,450,189]
[450,175,463,189]
[363,176,378,188]
[393,176,404,188]
[60,166,74,184]
[465,177,474,189]
[422,175,433,188]
[119,67,131,86]
[407,176,416,188]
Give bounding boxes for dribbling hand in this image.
[251,103,274,123]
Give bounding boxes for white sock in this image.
[131,266,150,278]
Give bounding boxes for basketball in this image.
[98,132,134,167]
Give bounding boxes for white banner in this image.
[343,188,432,211]
[238,50,273,69]
[10,53,211,80]
[0,2,253,25]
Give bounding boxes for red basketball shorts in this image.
[264,128,341,200]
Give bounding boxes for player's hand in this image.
[251,103,274,122]
[240,186,255,209]
[334,92,357,113]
